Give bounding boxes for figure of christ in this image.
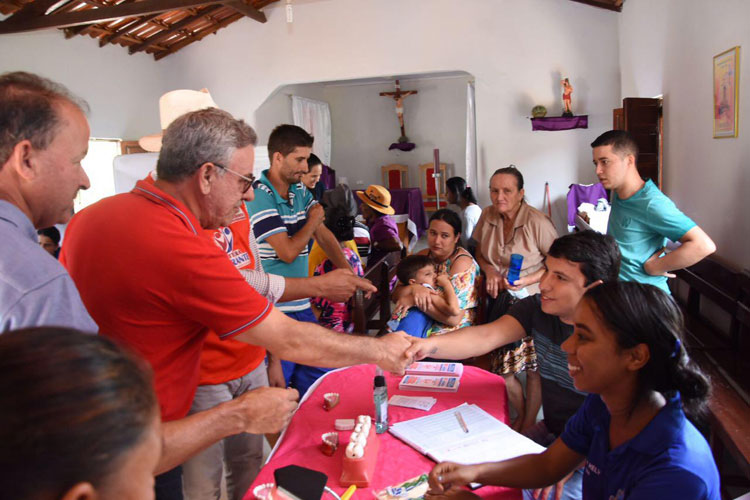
[380,80,418,141]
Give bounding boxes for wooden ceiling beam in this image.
[10,0,67,20]
[128,3,221,53]
[64,24,90,37]
[62,0,118,37]
[0,0,225,34]
[568,0,622,12]
[99,12,160,46]
[224,0,265,23]
[153,11,241,60]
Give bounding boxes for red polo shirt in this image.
[61,180,271,421]
[199,203,267,385]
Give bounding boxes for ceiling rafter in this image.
[98,12,160,45]
[154,10,241,60]
[129,3,221,53]
[568,0,623,12]
[0,0,276,58]
[0,0,227,33]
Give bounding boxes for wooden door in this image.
[623,97,661,188]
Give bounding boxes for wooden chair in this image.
[381,164,409,190]
[419,162,448,212]
[351,250,401,335]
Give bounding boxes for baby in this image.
[388,255,460,338]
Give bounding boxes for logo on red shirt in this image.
[213,227,234,253]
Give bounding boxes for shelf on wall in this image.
[531,115,588,131]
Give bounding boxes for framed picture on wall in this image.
[713,46,740,138]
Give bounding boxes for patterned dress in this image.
[311,247,364,333]
[425,250,480,336]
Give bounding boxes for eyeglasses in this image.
[213,163,255,193]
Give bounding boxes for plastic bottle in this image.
[507,253,524,285]
[373,371,388,434]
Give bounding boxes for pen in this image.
[341,484,357,500]
[454,411,469,433]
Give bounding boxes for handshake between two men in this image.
[229,305,425,437]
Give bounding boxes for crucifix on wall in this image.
[380,80,418,150]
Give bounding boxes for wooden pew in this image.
[670,260,750,497]
[351,250,401,335]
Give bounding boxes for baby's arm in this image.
[430,274,461,316]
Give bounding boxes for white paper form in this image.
[389,403,545,465]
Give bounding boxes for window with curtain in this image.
[291,96,332,166]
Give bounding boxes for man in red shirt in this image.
[62,108,413,500]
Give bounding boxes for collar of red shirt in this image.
[132,179,201,235]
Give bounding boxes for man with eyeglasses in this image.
[61,108,414,500]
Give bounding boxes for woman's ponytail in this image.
[461,186,478,205]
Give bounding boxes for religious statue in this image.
[380,80,417,148]
[561,78,573,117]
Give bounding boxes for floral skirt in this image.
[490,336,538,375]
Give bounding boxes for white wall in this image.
[256,75,469,190]
[620,0,750,269]
[0,30,177,140]
[254,83,328,142]
[166,0,622,233]
[326,75,469,190]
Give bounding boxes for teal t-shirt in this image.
[246,170,316,312]
[608,180,695,293]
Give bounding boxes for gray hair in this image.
[0,71,89,168]
[156,108,257,182]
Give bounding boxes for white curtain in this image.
[465,80,478,190]
[291,96,332,166]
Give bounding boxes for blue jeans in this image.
[281,308,331,397]
[388,307,433,338]
[521,421,582,500]
[155,466,183,500]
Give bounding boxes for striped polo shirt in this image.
[246,169,316,312]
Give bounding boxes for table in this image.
[356,187,428,252]
[245,365,521,500]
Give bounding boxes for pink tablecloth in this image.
[245,365,521,500]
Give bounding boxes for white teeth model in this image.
[352,444,364,458]
[345,442,357,458]
[354,423,363,433]
[349,431,359,443]
[356,433,367,446]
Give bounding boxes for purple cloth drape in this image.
[531,115,588,131]
[320,164,336,190]
[566,183,608,227]
[355,187,428,237]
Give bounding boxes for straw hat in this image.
[356,184,395,215]
[138,88,218,152]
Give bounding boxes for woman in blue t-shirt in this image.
[427,281,719,500]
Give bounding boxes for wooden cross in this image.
[380,80,418,141]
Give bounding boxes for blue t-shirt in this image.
[246,170,316,312]
[608,180,695,293]
[561,393,719,500]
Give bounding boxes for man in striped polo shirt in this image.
[248,124,353,395]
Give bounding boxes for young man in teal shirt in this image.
[591,130,715,292]
[247,124,353,394]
